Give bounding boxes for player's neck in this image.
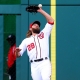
[32,33,38,36]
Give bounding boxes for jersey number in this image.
[27,43,35,51]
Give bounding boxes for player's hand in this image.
[15,47,21,52]
[15,47,21,57]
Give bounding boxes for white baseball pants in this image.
[31,59,51,80]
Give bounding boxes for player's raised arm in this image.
[37,8,54,24]
[37,8,54,36]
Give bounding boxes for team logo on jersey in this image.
[38,32,44,39]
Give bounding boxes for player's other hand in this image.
[15,47,21,52]
[15,47,21,57]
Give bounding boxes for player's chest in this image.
[26,33,46,51]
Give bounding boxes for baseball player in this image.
[15,7,54,80]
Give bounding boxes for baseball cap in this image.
[6,34,16,41]
[30,21,41,28]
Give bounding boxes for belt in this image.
[30,57,48,63]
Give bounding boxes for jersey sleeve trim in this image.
[48,21,54,25]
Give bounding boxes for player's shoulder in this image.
[20,38,27,44]
[22,37,32,42]
[22,38,28,41]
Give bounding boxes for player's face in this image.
[31,24,40,34]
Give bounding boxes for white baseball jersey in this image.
[19,22,54,61]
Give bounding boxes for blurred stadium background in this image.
[0,0,80,80]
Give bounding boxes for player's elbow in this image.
[48,19,54,25]
[48,18,54,24]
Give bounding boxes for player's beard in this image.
[32,28,40,34]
